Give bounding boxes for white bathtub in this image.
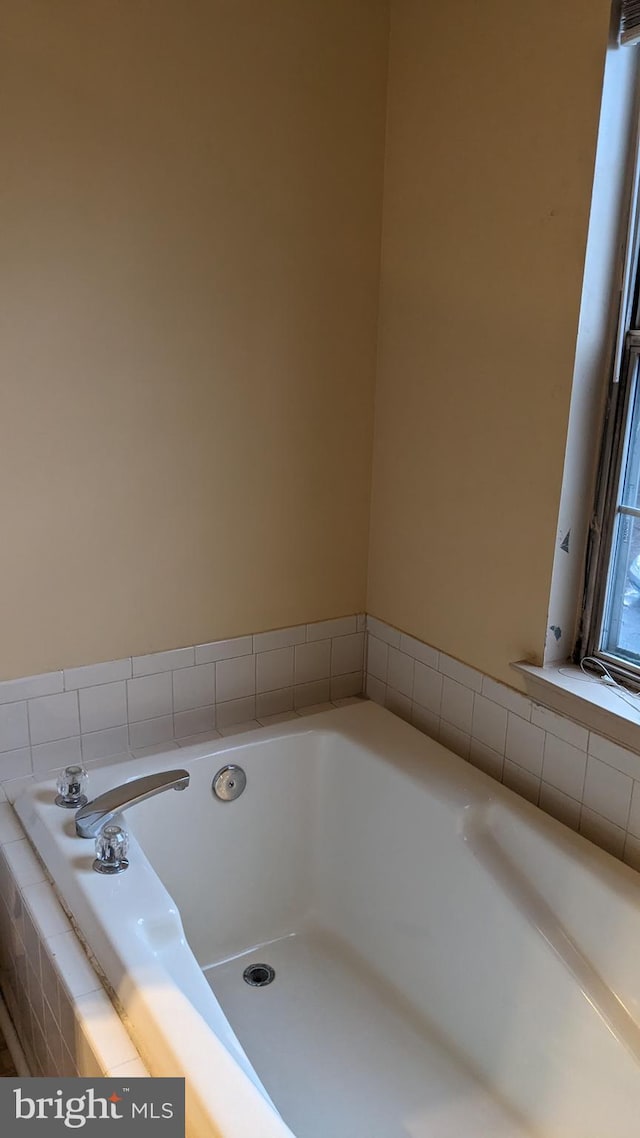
[15,700,640,1137]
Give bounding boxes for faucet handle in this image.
[93,824,129,875]
[55,765,89,809]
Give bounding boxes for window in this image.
[580,166,640,683]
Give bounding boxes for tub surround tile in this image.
[258,711,300,726]
[307,616,357,641]
[441,678,474,735]
[542,735,587,801]
[582,756,633,829]
[481,677,531,720]
[294,641,331,685]
[195,636,253,664]
[502,760,540,806]
[0,836,146,1082]
[412,663,442,715]
[132,647,195,677]
[64,659,131,690]
[330,672,363,701]
[440,721,471,762]
[256,648,294,694]
[0,802,25,845]
[385,688,412,723]
[81,726,129,763]
[387,648,414,699]
[215,655,256,703]
[411,702,439,739]
[296,702,335,717]
[128,716,174,750]
[0,747,33,781]
[539,783,582,831]
[471,694,507,754]
[399,633,439,670]
[175,729,222,748]
[628,781,640,838]
[131,741,180,758]
[28,692,79,745]
[218,720,262,737]
[216,696,256,728]
[0,703,29,753]
[365,674,386,705]
[295,679,331,709]
[439,654,483,694]
[173,706,216,738]
[172,663,216,712]
[623,833,640,872]
[32,738,82,776]
[127,672,172,723]
[531,704,589,751]
[331,633,364,677]
[363,621,640,865]
[587,732,640,781]
[366,636,388,683]
[256,688,294,719]
[2,840,45,892]
[469,739,504,780]
[579,808,626,859]
[253,626,306,653]
[366,616,401,648]
[79,682,127,734]
[0,673,64,706]
[505,713,545,777]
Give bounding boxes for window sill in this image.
[511,660,640,753]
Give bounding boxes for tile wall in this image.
[0,795,146,1078]
[365,616,640,871]
[0,616,365,789]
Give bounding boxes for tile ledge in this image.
[512,660,640,753]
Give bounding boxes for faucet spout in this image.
[75,769,190,839]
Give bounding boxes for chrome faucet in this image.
[75,768,190,839]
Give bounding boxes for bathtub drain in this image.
[243,963,275,988]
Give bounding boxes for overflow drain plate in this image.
[212,764,246,802]
[243,963,275,988]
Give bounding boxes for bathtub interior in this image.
[125,704,640,1138]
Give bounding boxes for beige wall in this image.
[0,1,388,679]
[367,0,613,686]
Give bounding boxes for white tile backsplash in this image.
[64,659,131,690]
[128,715,174,750]
[363,613,640,865]
[471,693,507,754]
[583,756,633,829]
[295,641,331,685]
[195,636,253,664]
[172,663,215,712]
[541,734,587,801]
[253,626,305,653]
[367,636,388,682]
[7,609,640,869]
[0,673,63,706]
[505,713,545,777]
[28,692,79,746]
[331,633,364,677]
[127,672,172,723]
[215,655,256,703]
[256,647,294,693]
[307,616,357,641]
[79,682,127,734]
[0,703,29,753]
[132,647,195,676]
[387,647,414,699]
[441,677,474,734]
